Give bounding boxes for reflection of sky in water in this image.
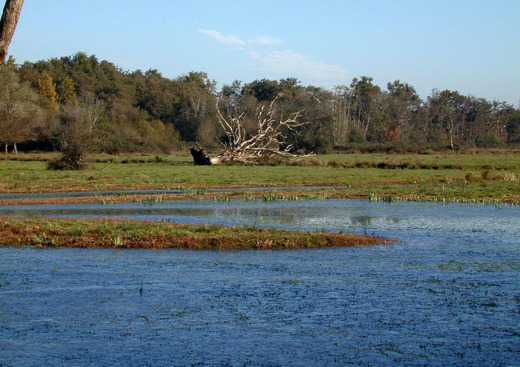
[1,198,519,365]
[1,199,519,245]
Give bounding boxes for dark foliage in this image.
[5,52,519,156]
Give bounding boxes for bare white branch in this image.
[210,96,310,164]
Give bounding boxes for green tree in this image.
[505,109,520,144]
[349,76,383,141]
[57,76,76,104]
[173,72,217,142]
[383,80,421,142]
[427,90,466,149]
[243,79,281,101]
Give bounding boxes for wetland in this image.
[1,153,519,365]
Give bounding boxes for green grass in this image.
[0,157,482,191]
[0,152,519,203]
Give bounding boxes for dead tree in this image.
[0,0,24,65]
[209,96,307,164]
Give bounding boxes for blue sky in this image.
[8,0,520,105]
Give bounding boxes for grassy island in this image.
[0,217,390,250]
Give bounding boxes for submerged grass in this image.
[0,217,390,250]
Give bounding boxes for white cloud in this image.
[249,36,283,45]
[198,29,282,47]
[249,50,349,82]
[198,29,245,46]
[198,29,348,84]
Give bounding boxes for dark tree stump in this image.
[190,147,212,165]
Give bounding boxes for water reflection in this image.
[350,215,373,227]
[0,198,518,243]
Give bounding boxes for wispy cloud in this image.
[198,29,348,84]
[198,29,245,46]
[249,50,349,82]
[198,29,281,47]
[249,36,283,45]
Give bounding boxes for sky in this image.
[8,0,520,105]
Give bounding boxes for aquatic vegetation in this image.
[32,235,56,247]
[111,235,125,248]
[282,195,302,201]
[304,192,329,200]
[262,193,277,202]
[369,193,380,202]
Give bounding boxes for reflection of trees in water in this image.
[350,216,400,227]
[350,216,373,227]
[218,207,301,224]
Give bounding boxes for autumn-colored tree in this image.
[48,94,104,169]
[0,65,43,153]
[37,71,58,107]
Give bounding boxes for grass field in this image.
[1,152,519,203]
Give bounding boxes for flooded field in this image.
[1,198,519,365]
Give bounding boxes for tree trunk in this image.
[0,0,24,65]
[190,147,212,165]
[13,141,17,154]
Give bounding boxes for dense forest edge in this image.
[1,52,520,160]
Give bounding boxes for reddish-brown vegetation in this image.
[0,218,391,250]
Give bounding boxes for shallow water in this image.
[0,199,519,366]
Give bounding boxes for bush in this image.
[47,145,87,170]
[476,133,504,148]
[348,127,366,143]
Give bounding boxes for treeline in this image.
[1,52,519,155]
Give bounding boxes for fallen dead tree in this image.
[192,97,309,165]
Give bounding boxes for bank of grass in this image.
[0,217,390,250]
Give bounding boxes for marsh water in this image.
[0,196,519,366]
